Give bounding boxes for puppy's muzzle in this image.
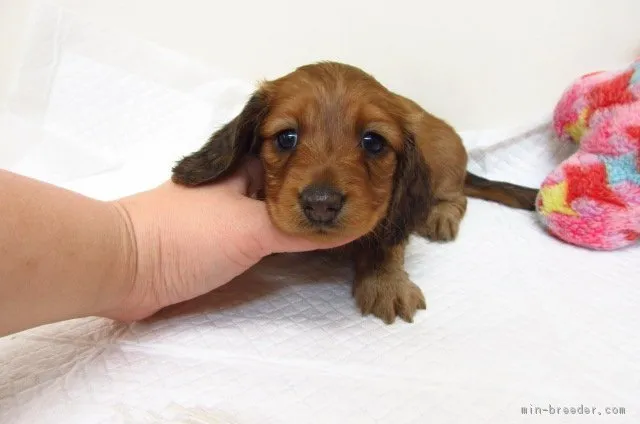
[299,184,344,226]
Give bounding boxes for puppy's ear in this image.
[172,90,269,186]
[379,135,432,246]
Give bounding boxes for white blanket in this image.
[1,4,639,424]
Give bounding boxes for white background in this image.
[1,0,639,132]
[1,3,640,423]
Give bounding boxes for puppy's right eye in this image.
[361,131,386,155]
[276,129,298,151]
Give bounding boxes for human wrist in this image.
[95,200,141,322]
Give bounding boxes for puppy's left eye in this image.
[361,131,386,155]
[276,129,298,151]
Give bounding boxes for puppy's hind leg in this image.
[418,190,467,242]
[417,153,468,242]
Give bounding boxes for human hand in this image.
[107,159,354,321]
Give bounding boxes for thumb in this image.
[238,198,357,256]
[265,225,358,254]
[223,159,264,196]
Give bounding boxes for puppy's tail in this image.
[463,172,539,211]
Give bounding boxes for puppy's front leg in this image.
[353,242,426,324]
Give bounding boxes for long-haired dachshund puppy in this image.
[171,62,537,324]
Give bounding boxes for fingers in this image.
[268,228,357,254]
[164,158,263,200]
[231,195,355,256]
[220,166,251,194]
[244,158,264,198]
[224,158,264,196]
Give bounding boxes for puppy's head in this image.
[172,62,431,244]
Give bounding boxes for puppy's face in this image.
[172,62,430,244]
[258,65,408,241]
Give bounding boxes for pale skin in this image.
[0,161,354,337]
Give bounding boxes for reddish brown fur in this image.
[171,61,537,324]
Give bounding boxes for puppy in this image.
[171,62,537,324]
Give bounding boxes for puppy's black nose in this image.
[300,185,344,225]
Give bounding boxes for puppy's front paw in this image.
[354,273,426,324]
[420,199,466,241]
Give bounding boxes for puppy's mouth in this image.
[295,209,345,234]
[306,222,342,235]
[265,184,372,242]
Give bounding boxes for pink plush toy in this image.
[536,59,640,250]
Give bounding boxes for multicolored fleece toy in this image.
[536,59,640,250]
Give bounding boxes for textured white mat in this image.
[1,4,639,424]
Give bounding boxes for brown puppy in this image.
[171,62,537,324]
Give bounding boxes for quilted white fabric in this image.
[1,4,639,424]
